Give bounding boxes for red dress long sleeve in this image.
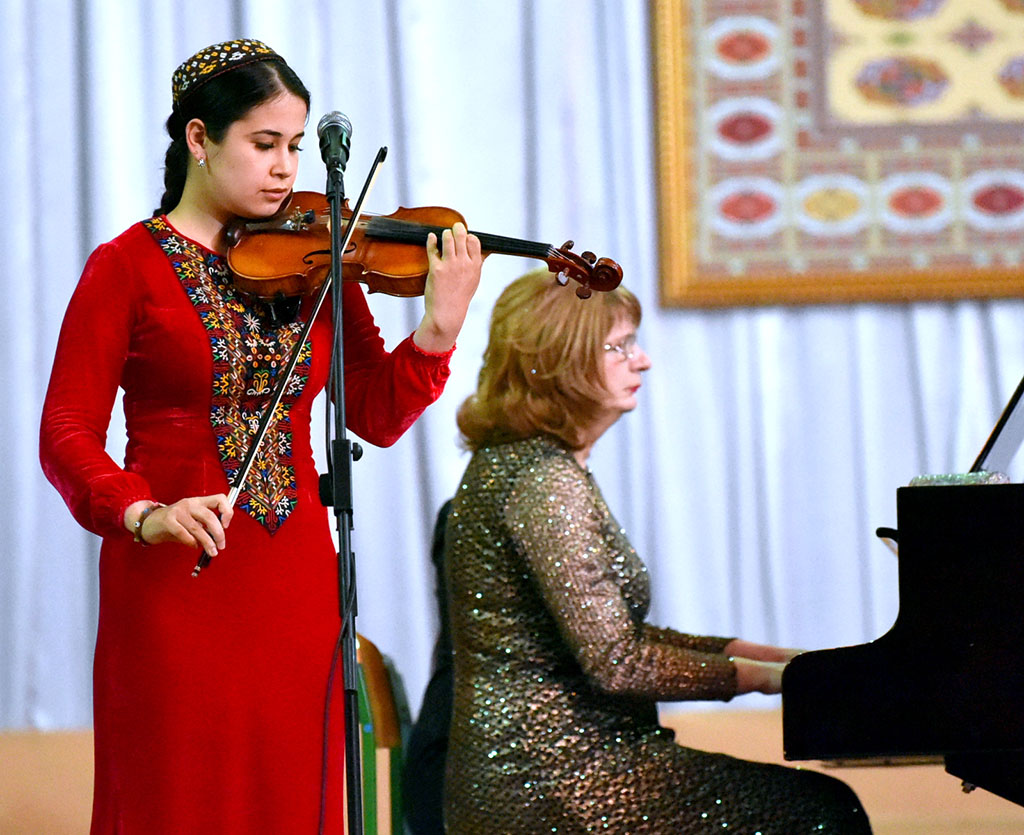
[39,220,450,834]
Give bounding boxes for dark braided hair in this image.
[155,59,311,216]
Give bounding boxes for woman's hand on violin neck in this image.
[125,494,234,556]
[414,221,483,353]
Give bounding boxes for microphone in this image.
[317,111,352,173]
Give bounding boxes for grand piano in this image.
[782,376,1024,807]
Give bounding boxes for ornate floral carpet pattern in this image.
[675,0,1024,302]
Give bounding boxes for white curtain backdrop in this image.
[4,0,1024,730]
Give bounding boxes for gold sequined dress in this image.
[443,436,870,834]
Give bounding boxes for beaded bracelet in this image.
[132,503,165,545]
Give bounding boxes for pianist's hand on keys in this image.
[724,639,804,695]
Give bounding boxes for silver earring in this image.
[197,158,206,169]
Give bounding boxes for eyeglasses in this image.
[603,333,639,362]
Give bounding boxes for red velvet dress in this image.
[39,220,451,834]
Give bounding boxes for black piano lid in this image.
[971,372,1024,475]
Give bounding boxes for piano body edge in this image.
[781,483,1024,807]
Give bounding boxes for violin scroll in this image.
[547,240,623,300]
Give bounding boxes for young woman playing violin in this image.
[39,39,481,834]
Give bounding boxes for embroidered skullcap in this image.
[172,38,280,109]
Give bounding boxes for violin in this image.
[224,191,623,300]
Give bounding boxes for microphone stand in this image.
[321,146,388,835]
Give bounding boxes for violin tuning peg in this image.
[575,285,593,300]
[555,270,570,286]
[581,250,597,265]
[560,240,575,251]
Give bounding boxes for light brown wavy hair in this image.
[457,268,642,451]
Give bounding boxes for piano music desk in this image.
[661,707,1023,834]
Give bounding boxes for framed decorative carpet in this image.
[653,0,1024,306]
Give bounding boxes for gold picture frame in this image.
[651,0,1024,308]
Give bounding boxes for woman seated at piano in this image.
[442,269,872,834]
